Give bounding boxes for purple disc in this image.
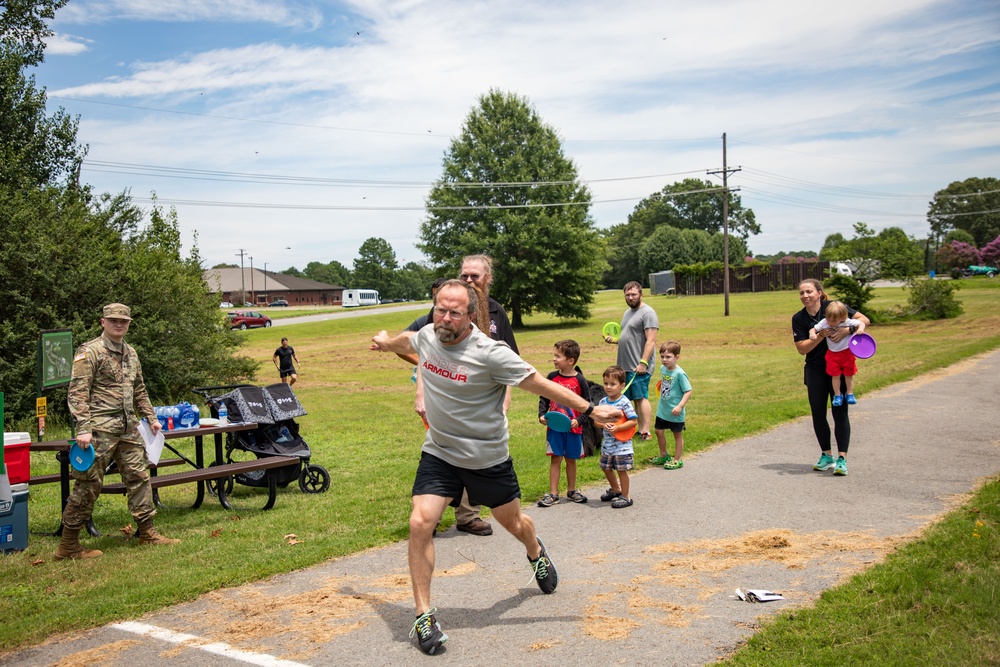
[849,333,877,359]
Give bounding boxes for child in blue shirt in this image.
[651,341,692,470]
[597,365,638,508]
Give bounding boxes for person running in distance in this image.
[273,338,301,385]
[369,280,621,655]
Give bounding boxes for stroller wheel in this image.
[299,464,330,494]
[206,461,234,497]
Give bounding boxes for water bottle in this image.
[218,401,228,425]
[191,404,200,428]
[178,402,194,429]
[168,406,178,431]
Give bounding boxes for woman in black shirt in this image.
[791,279,870,476]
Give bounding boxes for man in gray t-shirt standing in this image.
[371,280,621,656]
[604,281,659,439]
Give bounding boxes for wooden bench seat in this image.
[28,458,188,486]
[101,456,299,493]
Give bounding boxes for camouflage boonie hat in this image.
[102,303,132,320]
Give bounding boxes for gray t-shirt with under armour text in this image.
[411,324,536,469]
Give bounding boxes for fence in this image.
[675,262,830,296]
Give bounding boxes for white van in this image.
[832,262,853,277]
[342,289,379,307]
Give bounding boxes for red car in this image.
[227,310,272,330]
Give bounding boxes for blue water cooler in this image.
[0,483,29,554]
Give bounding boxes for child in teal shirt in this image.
[650,341,692,469]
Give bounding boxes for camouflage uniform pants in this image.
[62,431,154,530]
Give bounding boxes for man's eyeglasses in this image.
[433,307,468,320]
[459,273,482,282]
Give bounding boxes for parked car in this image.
[269,299,289,307]
[220,301,233,308]
[227,310,272,330]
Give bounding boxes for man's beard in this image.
[435,322,464,343]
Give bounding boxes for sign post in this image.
[37,329,73,441]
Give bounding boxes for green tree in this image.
[0,3,256,421]
[393,261,433,301]
[418,89,605,325]
[819,233,846,260]
[605,178,758,288]
[281,266,304,277]
[211,262,238,268]
[828,223,923,284]
[352,237,398,295]
[304,260,351,286]
[927,177,1000,248]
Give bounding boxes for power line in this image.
[131,186,726,211]
[82,159,708,189]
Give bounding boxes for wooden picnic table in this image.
[30,422,299,534]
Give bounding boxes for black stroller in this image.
[192,384,330,500]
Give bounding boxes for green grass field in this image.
[2,279,999,656]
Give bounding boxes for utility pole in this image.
[707,133,741,316]
[264,262,268,303]
[236,249,247,305]
[249,256,255,305]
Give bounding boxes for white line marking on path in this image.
[112,621,312,667]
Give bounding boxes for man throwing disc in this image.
[370,280,621,655]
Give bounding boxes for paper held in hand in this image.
[138,420,165,466]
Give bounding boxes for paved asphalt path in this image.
[6,350,1000,667]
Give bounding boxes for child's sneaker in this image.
[648,454,671,465]
[611,496,634,508]
[566,489,588,503]
[831,395,843,407]
[537,493,559,507]
[813,453,836,471]
[846,394,857,405]
[600,488,622,502]
[410,608,448,655]
[834,457,848,476]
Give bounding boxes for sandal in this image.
[537,493,559,507]
[664,459,683,470]
[648,454,671,465]
[611,496,634,509]
[638,432,652,441]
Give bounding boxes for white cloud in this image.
[57,0,324,29]
[42,0,1000,267]
[44,33,91,56]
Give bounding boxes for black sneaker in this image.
[600,487,621,502]
[410,608,448,655]
[528,537,558,594]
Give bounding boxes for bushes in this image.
[826,274,875,313]
[906,278,963,320]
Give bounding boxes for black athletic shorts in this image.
[280,369,296,378]
[654,416,685,433]
[412,452,522,509]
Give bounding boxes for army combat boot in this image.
[137,520,181,546]
[54,526,103,560]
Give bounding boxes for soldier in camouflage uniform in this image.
[55,303,180,560]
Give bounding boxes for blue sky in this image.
[35,0,1000,272]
